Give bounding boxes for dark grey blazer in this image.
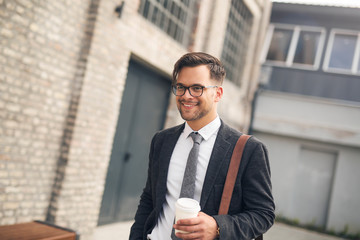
[129,121,275,240]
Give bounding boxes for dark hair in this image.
[172,52,226,84]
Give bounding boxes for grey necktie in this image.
[171,132,203,240]
[179,132,204,198]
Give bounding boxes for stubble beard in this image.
[179,108,206,122]
[178,100,210,122]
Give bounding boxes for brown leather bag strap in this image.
[218,134,263,240]
[218,134,251,215]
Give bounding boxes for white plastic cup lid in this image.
[176,198,200,212]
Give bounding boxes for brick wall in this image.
[0,0,90,225]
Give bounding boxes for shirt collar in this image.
[184,116,221,141]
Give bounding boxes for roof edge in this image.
[271,0,360,8]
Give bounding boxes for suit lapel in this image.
[200,122,232,208]
[155,124,184,211]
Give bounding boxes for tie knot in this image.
[190,132,203,145]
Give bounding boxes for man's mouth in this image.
[180,101,198,108]
[184,103,194,107]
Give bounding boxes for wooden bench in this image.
[0,220,78,240]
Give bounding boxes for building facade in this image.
[0,0,271,238]
[254,2,360,235]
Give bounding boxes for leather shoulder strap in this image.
[218,134,251,215]
[217,134,263,240]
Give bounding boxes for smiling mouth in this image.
[181,101,198,107]
[184,103,194,107]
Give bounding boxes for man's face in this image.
[175,65,223,127]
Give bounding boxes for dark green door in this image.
[98,59,171,225]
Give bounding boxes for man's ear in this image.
[214,86,223,102]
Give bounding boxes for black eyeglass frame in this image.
[172,84,218,97]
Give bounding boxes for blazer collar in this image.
[200,120,233,208]
[156,123,185,210]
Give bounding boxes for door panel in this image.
[290,147,337,227]
[98,60,171,225]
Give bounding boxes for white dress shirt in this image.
[148,116,221,240]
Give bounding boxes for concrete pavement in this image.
[90,221,347,240]
[264,222,346,240]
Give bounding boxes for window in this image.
[138,0,198,47]
[294,31,323,65]
[323,29,360,75]
[266,28,293,62]
[264,24,325,69]
[221,0,253,85]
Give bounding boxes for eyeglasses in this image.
[172,84,218,97]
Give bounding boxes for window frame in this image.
[323,28,360,75]
[262,23,326,71]
[138,0,198,47]
[221,0,253,86]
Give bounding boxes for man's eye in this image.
[191,86,202,92]
[177,86,185,90]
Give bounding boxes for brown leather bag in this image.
[218,134,263,240]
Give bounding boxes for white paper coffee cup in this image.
[174,198,201,234]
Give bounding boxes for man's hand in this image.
[173,212,218,240]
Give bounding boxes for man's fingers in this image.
[176,217,200,225]
[174,212,217,239]
[174,223,203,232]
[175,230,201,240]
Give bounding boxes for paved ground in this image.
[264,222,346,240]
[90,220,346,240]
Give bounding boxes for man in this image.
[130,52,275,240]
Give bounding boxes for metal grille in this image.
[138,0,198,47]
[221,0,253,85]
